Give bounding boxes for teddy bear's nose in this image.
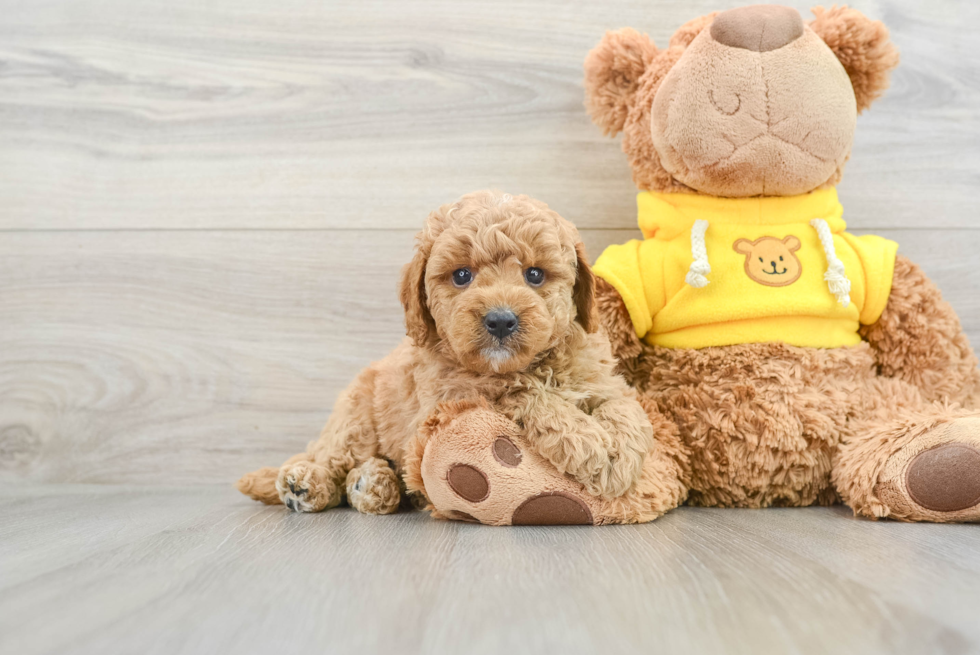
[710,4,804,52]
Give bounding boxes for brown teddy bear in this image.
[581,4,980,521]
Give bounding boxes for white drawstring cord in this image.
[810,218,851,306]
[685,219,711,288]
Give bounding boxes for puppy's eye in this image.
[779,256,784,261]
[759,257,764,263]
[452,268,473,288]
[524,267,545,287]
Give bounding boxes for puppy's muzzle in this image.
[483,309,519,341]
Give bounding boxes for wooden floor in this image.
[2,0,980,653]
[2,485,980,655]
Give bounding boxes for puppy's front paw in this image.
[585,449,645,499]
[563,439,644,500]
[276,461,341,512]
[346,458,401,515]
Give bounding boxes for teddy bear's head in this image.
[584,5,899,197]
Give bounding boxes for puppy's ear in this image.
[573,242,599,334]
[399,245,435,347]
[584,28,658,136]
[810,6,899,113]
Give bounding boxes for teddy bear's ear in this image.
[810,5,900,113]
[668,12,720,48]
[584,28,658,136]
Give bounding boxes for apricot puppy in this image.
[237,191,655,517]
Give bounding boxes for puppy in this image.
[237,191,654,515]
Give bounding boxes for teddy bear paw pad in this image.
[492,437,522,467]
[447,464,490,502]
[511,492,594,526]
[907,443,980,512]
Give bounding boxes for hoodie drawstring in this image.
[685,219,711,288]
[809,218,851,307]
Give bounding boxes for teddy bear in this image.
[575,4,980,522]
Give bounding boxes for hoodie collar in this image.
[637,188,845,240]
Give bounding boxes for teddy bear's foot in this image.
[416,403,687,526]
[875,416,980,522]
[419,404,600,525]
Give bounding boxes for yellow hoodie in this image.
[592,188,898,349]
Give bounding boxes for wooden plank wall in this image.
[1,0,978,484]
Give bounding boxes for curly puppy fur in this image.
[238,191,668,516]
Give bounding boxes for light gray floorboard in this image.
[2,485,980,655]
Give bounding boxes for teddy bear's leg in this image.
[834,377,980,522]
[404,401,686,525]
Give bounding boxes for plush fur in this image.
[237,191,684,524]
[586,5,980,522]
[810,5,900,113]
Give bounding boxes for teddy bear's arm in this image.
[595,277,645,369]
[860,254,980,407]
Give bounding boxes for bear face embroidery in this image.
[733,236,802,287]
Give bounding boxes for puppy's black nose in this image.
[484,309,519,340]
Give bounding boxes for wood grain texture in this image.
[1,228,977,484]
[2,485,980,655]
[0,0,978,230]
